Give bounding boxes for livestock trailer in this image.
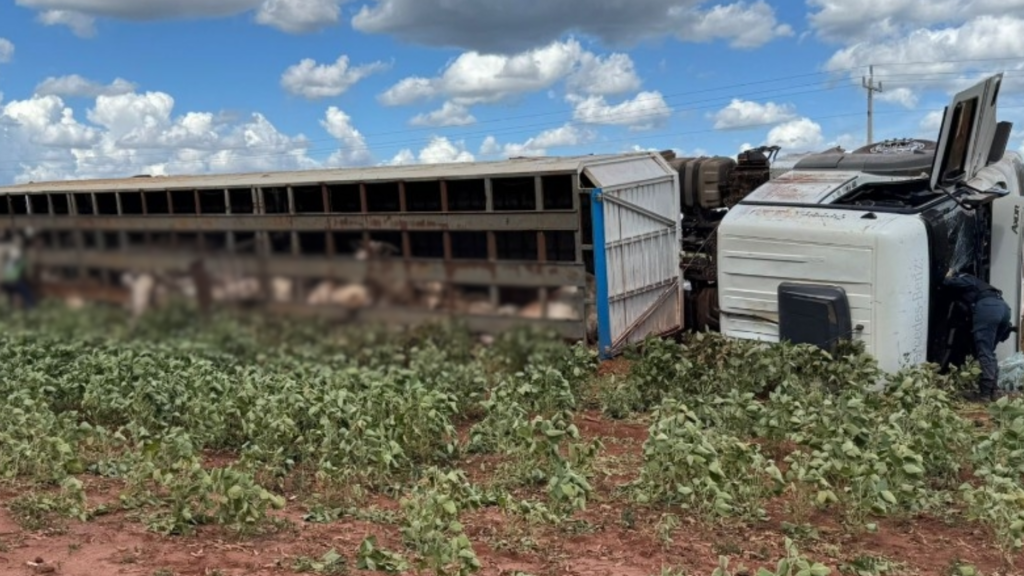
[0,151,683,357]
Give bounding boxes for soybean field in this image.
[0,302,1022,576]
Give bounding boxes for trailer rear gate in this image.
[0,152,684,353]
[584,154,683,357]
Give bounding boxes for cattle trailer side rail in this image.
[0,153,684,353]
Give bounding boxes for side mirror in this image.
[984,183,1010,197]
[962,183,1010,209]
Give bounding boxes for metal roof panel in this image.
[0,153,659,194]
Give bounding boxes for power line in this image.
[3,74,1007,172]
[6,57,1023,163]
[5,65,1023,168]
[13,75,967,170]
[5,76,863,162]
[8,102,1024,178]
[362,68,867,138]
[1,58,1022,175]
[0,83,860,170]
[0,81,864,170]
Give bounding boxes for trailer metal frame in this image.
[0,152,684,348]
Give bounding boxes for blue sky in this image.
[0,0,1022,185]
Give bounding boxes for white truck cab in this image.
[716,74,1024,374]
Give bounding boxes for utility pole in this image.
[862,65,884,145]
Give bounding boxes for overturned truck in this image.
[673,73,1024,375]
[0,152,685,356]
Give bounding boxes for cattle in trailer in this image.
[517,273,598,343]
[351,239,448,310]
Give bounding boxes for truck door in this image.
[930,74,1003,192]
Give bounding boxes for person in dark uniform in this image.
[0,229,35,311]
[943,268,1015,401]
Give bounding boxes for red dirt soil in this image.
[1,407,1021,576]
[596,357,632,378]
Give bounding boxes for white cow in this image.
[516,273,599,342]
[121,272,157,319]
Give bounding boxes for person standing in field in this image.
[0,231,14,307]
[943,268,1014,402]
[0,229,36,311]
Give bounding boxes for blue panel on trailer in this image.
[591,188,613,359]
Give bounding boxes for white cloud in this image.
[479,123,597,158]
[352,0,792,53]
[876,87,919,109]
[812,5,1024,127]
[824,15,1024,94]
[16,0,343,35]
[2,95,101,148]
[281,54,388,99]
[379,39,585,107]
[34,75,137,98]
[568,91,673,131]
[36,9,97,37]
[15,0,265,20]
[827,14,1024,69]
[565,52,642,96]
[919,110,945,135]
[389,136,475,165]
[255,0,343,33]
[14,0,793,46]
[679,147,711,157]
[321,106,373,167]
[826,133,863,151]
[0,38,13,63]
[626,144,660,153]
[389,149,416,165]
[379,78,438,106]
[379,38,657,126]
[808,0,1024,42]
[712,99,796,130]
[0,89,389,184]
[419,136,475,163]
[409,102,477,127]
[479,136,502,156]
[531,124,596,149]
[675,1,794,48]
[809,0,955,42]
[625,144,710,157]
[765,117,825,152]
[499,139,547,158]
[85,92,175,144]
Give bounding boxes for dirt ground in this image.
[1,406,1020,576]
